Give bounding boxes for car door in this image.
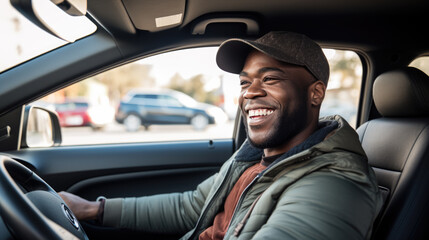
[2,46,240,240]
[7,124,235,240]
[156,94,191,124]
[132,94,164,124]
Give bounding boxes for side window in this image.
[320,50,362,128]
[133,94,159,106]
[33,47,238,145]
[31,47,362,146]
[158,95,183,107]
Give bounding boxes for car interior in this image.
[0,0,429,239]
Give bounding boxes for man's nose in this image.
[243,80,266,99]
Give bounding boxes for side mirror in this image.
[21,106,62,148]
[10,0,96,42]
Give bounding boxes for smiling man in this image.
[239,52,318,156]
[60,31,382,240]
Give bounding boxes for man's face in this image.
[239,50,315,152]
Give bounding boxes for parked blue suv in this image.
[115,89,228,131]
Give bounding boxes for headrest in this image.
[373,67,429,117]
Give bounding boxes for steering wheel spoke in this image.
[0,156,88,240]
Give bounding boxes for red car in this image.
[55,101,92,127]
[55,100,113,130]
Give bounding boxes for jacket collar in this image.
[234,115,362,163]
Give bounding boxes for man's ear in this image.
[309,81,326,107]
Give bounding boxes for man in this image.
[60,31,382,239]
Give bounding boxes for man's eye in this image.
[240,80,250,86]
[263,77,278,82]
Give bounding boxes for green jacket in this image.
[103,115,383,239]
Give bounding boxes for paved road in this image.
[61,121,235,146]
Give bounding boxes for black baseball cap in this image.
[216,31,330,84]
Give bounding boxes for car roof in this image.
[88,0,429,52]
[123,89,194,103]
[125,89,183,97]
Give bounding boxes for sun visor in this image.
[122,0,186,31]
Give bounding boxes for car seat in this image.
[356,67,429,239]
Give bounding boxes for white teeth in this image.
[248,109,274,117]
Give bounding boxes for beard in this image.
[245,93,309,149]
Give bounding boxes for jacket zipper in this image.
[225,174,260,235]
[188,161,235,239]
[226,154,313,237]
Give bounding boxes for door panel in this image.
[68,167,219,199]
[7,139,233,195]
[6,139,233,240]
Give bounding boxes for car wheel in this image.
[191,114,209,131]
[91,125,105,131]
[124,114,141,132]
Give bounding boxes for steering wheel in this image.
[0,156,88,240]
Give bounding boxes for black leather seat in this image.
[356,67,429,240]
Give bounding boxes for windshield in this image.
[0,1,96,73]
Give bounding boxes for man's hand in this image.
[58,191,100,221]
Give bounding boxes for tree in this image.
[330,50,361,90]
[166,74,219,104]
[168,73,187,93]
[187,75,206,102]
[92,63,155,103]
[48,63,156,104]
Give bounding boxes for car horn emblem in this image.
[61,204,80,229]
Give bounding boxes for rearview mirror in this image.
[21,106,62,148]
[10,0,96,42]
